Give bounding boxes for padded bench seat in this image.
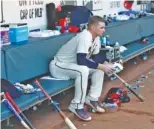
[122,35,154,62]
[1,92,40,121]
[33,79,74,99]
[1,79,74,121]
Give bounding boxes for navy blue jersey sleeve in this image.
[77,53,98,69]
[92,53,106,64]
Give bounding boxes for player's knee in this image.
[79,66,89,76]
[96,69,104,77]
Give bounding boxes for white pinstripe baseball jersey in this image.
[54,29,101,63]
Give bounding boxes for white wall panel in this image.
[0,0,142,30]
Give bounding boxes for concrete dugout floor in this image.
[1,50,154,129]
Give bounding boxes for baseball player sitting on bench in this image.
[49,16,115,121]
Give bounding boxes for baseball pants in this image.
[49,60,104,109]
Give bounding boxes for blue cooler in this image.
[9,25,28,45]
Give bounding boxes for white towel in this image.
[119,46,127,53]
[40,76,69,80]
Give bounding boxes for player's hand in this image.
[98,62,115,75]
[103,64,115,75]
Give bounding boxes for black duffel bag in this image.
[1,79,22,98]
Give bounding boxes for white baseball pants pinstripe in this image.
[49,60,104,109]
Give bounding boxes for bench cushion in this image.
[33,79,74,98]
[122,35,154,62]
[138,16,154,37]
[1,93,40,121]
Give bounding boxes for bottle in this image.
[64,18,69,33]
[113,13,117,22]
[142,53,148,60]
[101,36,107,46]
[103,15,108,26]
[100,36,104,46]
[115,42,120,47]
[103,103,117,108]
[66,12,71,24]
[108,14,112,23]
[64,12,71,33]
[106,35,110,45]
[103,15,107,21]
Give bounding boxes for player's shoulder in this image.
[95,36,101,42]
[77,29,92,40]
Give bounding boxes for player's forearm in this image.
[77,53,98,69]
[92,54,106,63]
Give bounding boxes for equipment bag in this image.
[57,5,93,27]
[1,79,22,98]
[46,3,56,30]
[105,88,130,104]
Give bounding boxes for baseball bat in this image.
[113,73,145,102]
[2,98,31,129]
[34,79,77,129]
[4,92,36,129]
